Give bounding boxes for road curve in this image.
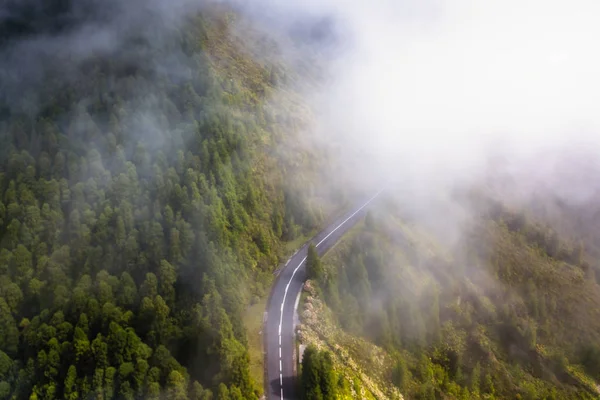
[265,190,383,400]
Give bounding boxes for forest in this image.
[0,2,332,399]
[5,0,600,399]
[308,197,600,399]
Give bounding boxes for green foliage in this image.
[301,345,337,400]
[319,205,600,399]
[0,5,329,400]
[306,244,324,284]
[469,362,481,396]
[391,355,408,390]
[581,344,600,380]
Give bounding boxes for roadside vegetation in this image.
[298,277,403,400]
[303,192,600,399]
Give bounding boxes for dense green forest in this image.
[307,193,600,399]
[0,3,335,399]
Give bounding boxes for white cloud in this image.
[275,0,600,188]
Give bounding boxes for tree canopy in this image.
[300,345,336,400]
[315,201,600,399]
[0,5,329,400]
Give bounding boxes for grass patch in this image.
[283,229,317,255]
[243,297,268,395]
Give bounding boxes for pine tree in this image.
[306,244,324,284]
[392,356,408,390]
[301,346,323,400]
[64,365,78,400]
[470,362,481,396]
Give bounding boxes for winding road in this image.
[264,190,384,400]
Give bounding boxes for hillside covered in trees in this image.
[301,185,600,399]
[0,0,340,398]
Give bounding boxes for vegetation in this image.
[5,1,600,399]
[0,3,334,399]
[308,197,600,399]
[306,244,324,283]
[300,345,336,400]
[298,279,403,400]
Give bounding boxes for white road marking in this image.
[316,189,384,248]
[294,290,301,313]
[275,189,384,399]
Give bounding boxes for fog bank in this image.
[250,0,600,196]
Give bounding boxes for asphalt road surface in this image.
[265,190,383,400]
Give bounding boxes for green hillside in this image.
[0,4,337,399]
[300,191,600,399]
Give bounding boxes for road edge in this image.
[262,203,354,398]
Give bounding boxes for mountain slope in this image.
[300,191,600,399]
[0,3,337,399]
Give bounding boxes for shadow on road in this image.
[269,376,299,399]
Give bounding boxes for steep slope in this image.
[300,191,600,399]
[0,3,337,399]
[299,279,404,400]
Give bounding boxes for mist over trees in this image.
[314,193,600,399]
[0,0,335,398]
[6,0,600,399]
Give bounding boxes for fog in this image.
[3,0,600,217]
[6,0,600,190]
[2,0,600,388]
[0,0,207,114]
[250,0,600,202]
